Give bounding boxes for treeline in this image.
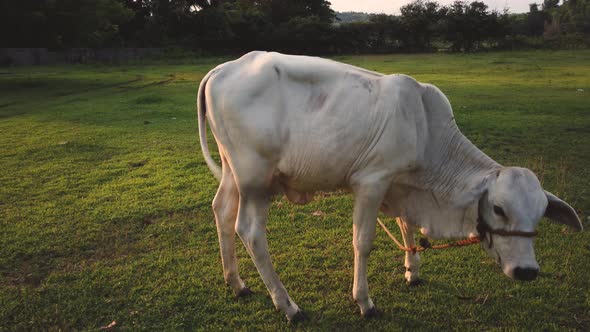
[1,0,588,54]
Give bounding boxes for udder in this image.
[270,173,316,205]
[284,187,315,205]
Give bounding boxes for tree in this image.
[1,0,133,48]
[543,0,560,10]
[400,0,444,50]
[526,2,549,36]
[558,0,590,33]
[443,1,507,51]
[223,0,272,51]
[256,0,335,25]
[118,0,152,46]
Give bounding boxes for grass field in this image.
[1,50,589,331]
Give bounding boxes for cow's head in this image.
[470,167,582,281]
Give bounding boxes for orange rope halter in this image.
[378,211,538,253]
[377,218,481,254]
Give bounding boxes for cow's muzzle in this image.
[512,267,539,281]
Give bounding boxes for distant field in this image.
[1,50,589,330]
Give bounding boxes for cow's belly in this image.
[272,165,347,205]
[276,153,350,192]
[271,133,356,205]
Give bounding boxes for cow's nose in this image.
[513,267,538,281]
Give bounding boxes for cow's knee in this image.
[352,234,375,257]
[213,183,238,227]
[212,195,226,217]
[354,245,372,261]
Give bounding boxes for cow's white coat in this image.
[197,51,582,320]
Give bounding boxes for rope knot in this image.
[418,237,431,249]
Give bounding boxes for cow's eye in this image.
[493,205,506,218]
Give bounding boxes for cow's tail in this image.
[197,70,222,182]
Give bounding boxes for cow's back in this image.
[204,52,429,193]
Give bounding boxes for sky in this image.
[329,0,536,14]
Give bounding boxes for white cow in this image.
[197,51,582,321]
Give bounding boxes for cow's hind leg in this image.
[233,157,302,321]
[352,180,389,317]
[396,217,421,285]
[213,155,250,296]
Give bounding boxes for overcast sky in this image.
[329,0,536,14]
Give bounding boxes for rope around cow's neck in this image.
[377,218,481,254]
[377,214,538,253]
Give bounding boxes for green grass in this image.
[1,50,589,331]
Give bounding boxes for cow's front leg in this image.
[396,217,421,285]
[235,193,302,321]
[352,182,388,317]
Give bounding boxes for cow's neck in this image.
[420,122,500,202]
[397,121,501,239]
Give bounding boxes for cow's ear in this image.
[455,173,493,208]
[544,191,583,231]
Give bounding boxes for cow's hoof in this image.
[407,278,423,287]
[362,306,379,319]
[236,286,254,298]
[288,310,307,324]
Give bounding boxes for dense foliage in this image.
[1,0,588,53]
